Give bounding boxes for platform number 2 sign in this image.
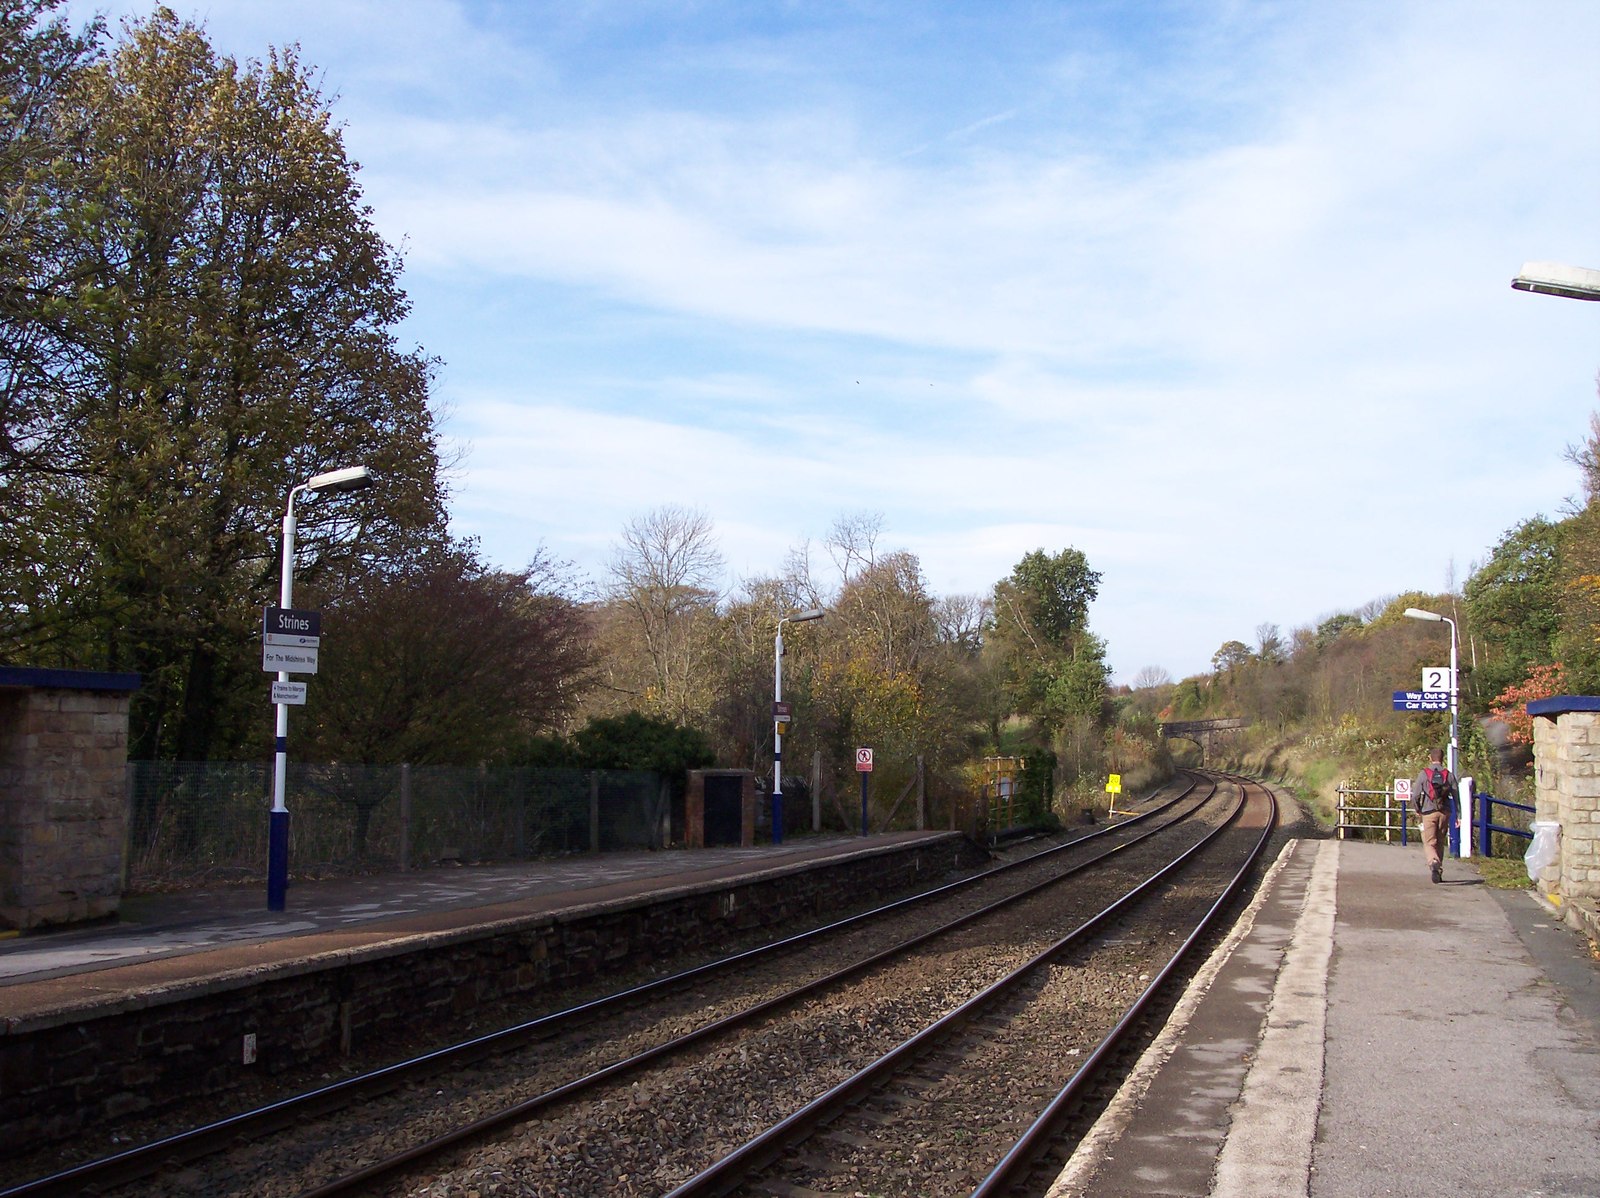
[1421,667,1453,693]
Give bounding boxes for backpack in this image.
[1423,765,1450,811]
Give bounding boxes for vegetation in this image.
[4,4,1594,852]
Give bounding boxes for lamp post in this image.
[1403,603,1460,783]
[1511,261,1600,302]
[268,464,373,911]
[772,607,825,846]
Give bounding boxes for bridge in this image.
[1159,717,1248,761]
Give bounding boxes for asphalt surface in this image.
[1051,838,1600,1198]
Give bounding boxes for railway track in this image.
[2,770,1274,1198]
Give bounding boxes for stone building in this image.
[1527,695,1600,937]
[0,667,139,929]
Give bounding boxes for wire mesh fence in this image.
[125,762,667,892]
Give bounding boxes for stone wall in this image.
[1528,697,1600,913]
[0,667,139,930]
[0,832,986,1153]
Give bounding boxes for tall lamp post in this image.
[772,607,825,846]
[268,464,373,911]
[1403,604,1460,780]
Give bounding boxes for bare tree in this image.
[935,593,990,652]
[1131,665,1172,690]
[606,505,725,723]
[826,511,884,586]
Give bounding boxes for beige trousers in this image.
[1420,809,1448,870]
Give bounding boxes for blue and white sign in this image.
[1393,690,1450,712]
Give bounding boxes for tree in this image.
[0,0,96,463]
[1131,665,1172,690]
[1212,641,1252,673]
[1255,623,1284,663]
[0,9,445,762]
[1464,517,1561,700]
[572,711,715,777]
[991,548,1108,759]
[299,546,594,765]
[993,548,1101,653]
[604,505,724,724]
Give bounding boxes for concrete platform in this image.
[1051,837,1600,1197]
[0,830,953,1023]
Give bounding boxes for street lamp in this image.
[772,607,825,846]
[1403,607,1459,783]
[268,464,373,911]
[1511,261,1600,302]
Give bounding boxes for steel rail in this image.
[661,775,1256,1198]
[968,773,1279,1196]
[295,775,1222,1198]
[1,776,1204,1198]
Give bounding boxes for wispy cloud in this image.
[70,0,1600,679]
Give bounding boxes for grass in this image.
[1473,856,1533,890]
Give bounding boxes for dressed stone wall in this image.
[1528,696,1600,905]
[0,667,139,929]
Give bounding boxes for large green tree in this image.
[991,548,1108,733]
[1463,516,1562,701]
[0,9,445,761]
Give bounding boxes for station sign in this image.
[1392,690,1450,712]
[271,680,308,705]
[264,643,319,675]
[263,606,321,674]
[263,606,321,646]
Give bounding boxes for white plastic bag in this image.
[1525,820,1560,882]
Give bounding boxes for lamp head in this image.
[1512,261,1600,302]
[789,608,826,623]
[1403,607,1442,622]
[306,465,373,495]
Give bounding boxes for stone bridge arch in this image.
[1159,717,1248,763]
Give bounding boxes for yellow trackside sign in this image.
[1106,773,1122,794]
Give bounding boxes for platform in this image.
[0,831,946,1006]
[1051,836,1600,1197]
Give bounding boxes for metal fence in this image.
[125,761,668,892]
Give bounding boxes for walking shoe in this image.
[1431,863,1442,884]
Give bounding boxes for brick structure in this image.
[0,667,139,930]
[684,769,756,847]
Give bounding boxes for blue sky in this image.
[70,1,1600,682]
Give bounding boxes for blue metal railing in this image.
[1476,791,1534,859]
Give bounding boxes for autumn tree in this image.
[0,9,445,761]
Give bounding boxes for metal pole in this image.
[1450,617,1468,857]
[772,620,785,846]
[267,493,300,912]
[860,770,869,837]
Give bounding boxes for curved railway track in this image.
[2,770,1276,1198]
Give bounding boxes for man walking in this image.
[1412,748,1457,884]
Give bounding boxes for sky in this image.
[65,0,1600,683]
